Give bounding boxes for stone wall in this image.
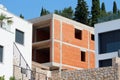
[50,58,120,80]
[51,65,118,80]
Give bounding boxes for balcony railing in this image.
[98,14,120,23]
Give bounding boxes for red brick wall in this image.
[62,44,88,68]
[54,19,60,40]
[53,19,95,69]
[54,42,60,63]
[90,52,95,68]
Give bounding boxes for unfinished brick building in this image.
[29,14,95,70]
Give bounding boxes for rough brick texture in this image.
[53,19,95,69]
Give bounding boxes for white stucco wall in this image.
[95,19,120,68]
[0,28,14,80]
[0,6,32,79]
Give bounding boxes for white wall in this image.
[0,28,14,80]
[95,19,120,67]
[0,7,32,79]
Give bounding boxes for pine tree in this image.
[40,7,50,16]
[54,7,73,19]
[20,14,24,19]
[100,2,106,17]
[113,1,117,14]
[91,0,100,27]
[101,2,106,13]
[74,0,89,25]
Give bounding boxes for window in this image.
[91,34,94,41]
[15,29,24,45]
[75,29,82,40]
[81,51,85,62]
[99,29,120,54]
[99,59,112,67]
[0,46,3,62]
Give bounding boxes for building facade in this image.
[0,5,32,80]
[30,14,95,70]
[95,19,120,68]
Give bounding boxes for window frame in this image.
[15,29,24,45]
[0,45,3,63]
[91,34,94,41]
[75,28,82,40]
[81,51,86,62]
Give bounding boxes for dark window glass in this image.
[75,29,82,40]
[0,46,3,62]
[99,59,112,67]
[91,34,94,41]
[99,29,120,54]
[81,51,85,62]
[15,29,24,45]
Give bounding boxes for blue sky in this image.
[0,0,119,19]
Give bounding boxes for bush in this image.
[0,76,15,80]
[0,76,4,80]
[9,77,15,80]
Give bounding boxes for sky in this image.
[0,0,119,19]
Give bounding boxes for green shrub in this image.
[0,75,5,80]
[9,77,15,80]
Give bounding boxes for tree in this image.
[0,13,13,28]
[54,10,61,14]
[100,2,106,17]
[91,0,100,27]
[74,0,89,25]
[40,7,50,16]
[20,14,24,19]
[54,7,73,19]
[101,2,106,13]
[113,1,117,14]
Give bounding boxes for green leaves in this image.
[0,14,6,21]
[0,76,5,80]
[0,13,13,27]
[54,7,73,19]
[113,1,117,14]
[40,7,50,16]
[74,0,89,25]
[91,0,100,26]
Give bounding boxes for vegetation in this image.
[0,76,4,80]
[38,0,119,27]
[74,0,89,25]
[91,0,100,26]
[113,1,117,14]
[0,13,13,28]
[20,14,24,19]
[0,76,15,80]
[54,7,73,19]
[9,77,15,80]
[40,7,50,16]
[100,2,107,17]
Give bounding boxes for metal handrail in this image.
[13,42,47,80]
[13,42,30,69]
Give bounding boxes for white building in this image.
[95,19,120,68]
[0,5,32,80]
